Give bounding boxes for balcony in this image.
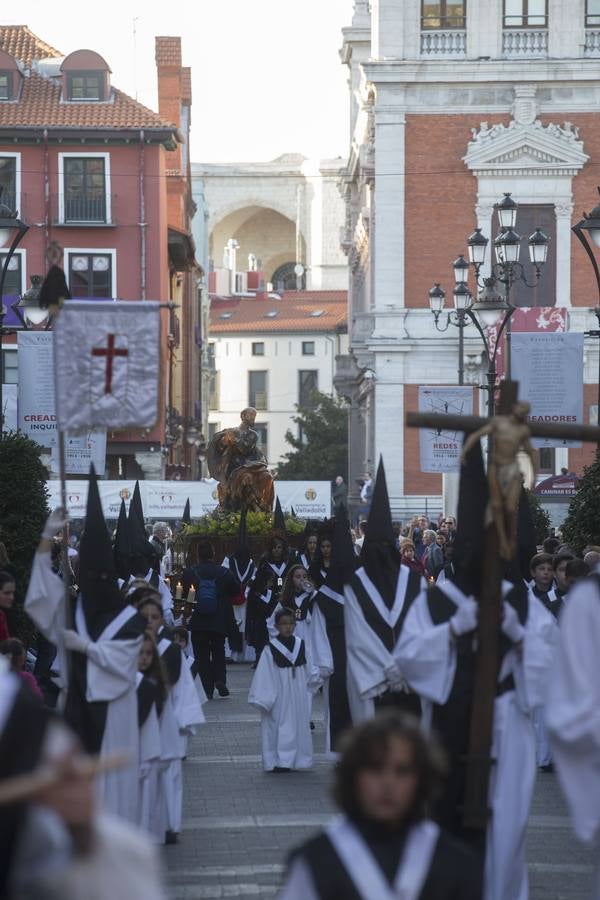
[420,30,466,58]
[51,193,116,226]
[502,29,548,58]
[584,29,600,56]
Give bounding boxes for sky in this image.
[2,0,354,163]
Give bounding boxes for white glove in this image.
[502,602,525,644]
[42,507,68,540]
[384,662,406,691]
[62,629,90,654]
[449,597,478,637]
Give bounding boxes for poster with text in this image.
[418,386,474,473]
[17,332,57,447]
[50,430,107,476]
[511,332,584,448]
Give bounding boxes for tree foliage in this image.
[0,432,49,642]
[562,450,600,555]
[276,392,348,482]
[525,489,551,545]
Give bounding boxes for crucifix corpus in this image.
[406,380,600,830]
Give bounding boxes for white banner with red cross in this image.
[53,300,160,431]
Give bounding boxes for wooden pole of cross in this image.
[407,381,600,830]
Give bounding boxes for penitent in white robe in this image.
[136,673,166,843]
[26,552,143,823]
[248,636,318,771]
[394,579,558,900]
[546,573,600,898]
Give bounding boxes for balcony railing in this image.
[52,193,116,225]
[584,28,600,56]
[420,30,466,57]
[502,28,548,57]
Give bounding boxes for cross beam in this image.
[406,411,600,445]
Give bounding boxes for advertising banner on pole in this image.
[511,332,584,448]
[46,479,332,520]
[418,386,474,473]
[50,430,107,476]
[17,332,58,447]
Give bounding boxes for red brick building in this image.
[0,26,195,479]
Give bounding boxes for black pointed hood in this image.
[290,506,297,519]
[79,465,125,639]
[320,512,357,600]
[128,481,155,577]
[273,496,286,534]
[182,498,191,526]
[452,435,489,595]
[232,507,252,571]
[360,458,400,607]
[113,499,131,581]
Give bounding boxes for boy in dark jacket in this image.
[183,541,239,699]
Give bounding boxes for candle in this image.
[175,581,183,600]
[187,587,196,605]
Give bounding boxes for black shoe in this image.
[539,763,555,773]
[215,682,230,697]
[165,830,179,845]
[272,766,291,773]
[310,721,315,731]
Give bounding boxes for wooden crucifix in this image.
[407,381,600,830]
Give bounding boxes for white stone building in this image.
[337,0,600,517]
[207,291,348,466]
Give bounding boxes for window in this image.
[63,156,107,223]
[1,349,17,384]
[587,0,600,25]
[0,72,11,101]
[252,341,265,356]
[503,0,547,27]
[253,422,268,455]
[68,253,113,298]
[538,448,555,474]
[208,371,220,410]
[0,252,22,297]
[0,157,16,209]
[67,71,104,100]
[249,371,267,410]
[492,204,555,306]
[422,1,466,28]
[302,341,315,355]
[208,422,219,440]
[299,370,319,408]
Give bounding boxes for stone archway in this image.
[209,206,306,285]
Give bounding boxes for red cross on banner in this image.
[92,334,129,394]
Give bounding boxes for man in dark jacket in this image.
[183,540,239,699]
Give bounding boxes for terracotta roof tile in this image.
[0,25,62,65]
[0,26,176,133]
[209,291,348,334]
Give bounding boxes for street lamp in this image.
[573,189,600,447]
[0,189,29,437]
[429,192,549,416]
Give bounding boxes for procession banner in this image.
[53,300,160,431]
[418,386,474,473]
[46,479,331,519]
[510,332,584,448]
[50,430,107,476]
[2,383,17,432]
[17,331,58,447]
[275,481,332,518]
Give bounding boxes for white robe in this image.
[344,566,425,719]
[248,637,318,771]
[25,552,142,823]
[546,574,600,855]
[267,591,314,644]
[394,580,558,900]
[136,673,165,843]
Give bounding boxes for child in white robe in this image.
[137,632,168,843]
[267,565,315,646]
[249,607,319,772]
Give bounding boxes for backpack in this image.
[195,576,218,615]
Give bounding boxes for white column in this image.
[548,0,585,58]
[555,202,573,308]
[442,472,460,517]
[467,0,503,59]
[371,0,405,58]
[374,353,405,503]
[374,105,406,308]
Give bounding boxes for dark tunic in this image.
[315,587,352,752]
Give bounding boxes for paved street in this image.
[165,663,595,900]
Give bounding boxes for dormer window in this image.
[0,72,11,101]
[67,71,104,100]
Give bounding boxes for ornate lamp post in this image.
[429,193,549,416]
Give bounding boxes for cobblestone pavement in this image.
[165,662,594,900]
